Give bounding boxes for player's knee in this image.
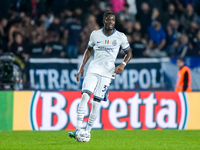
[93,98,101,103]
[82,92,91,98]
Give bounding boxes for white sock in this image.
[86,101,100,132]
[76,93,90,130]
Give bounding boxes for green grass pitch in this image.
[0,130,200,150]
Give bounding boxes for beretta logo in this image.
[30,91,189,130]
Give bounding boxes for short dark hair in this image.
[155,16,163,24]
[103,10,117,21]
[177,57,184,62]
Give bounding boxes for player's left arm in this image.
[115,47,132,74]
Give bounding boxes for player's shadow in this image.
[41,141,78,145]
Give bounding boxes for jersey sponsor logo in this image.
[97,41,101,43]
[112,40,117,46]
[98,46,114,51]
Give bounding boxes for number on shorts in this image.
[102,85,108,92]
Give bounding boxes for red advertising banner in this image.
[30,91,187,130]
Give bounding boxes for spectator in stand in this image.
[175,34,189,57]
[148,17,167,57]
[41,11,54,29]
[151,7,166,27]
[79,27,90,55]
[179,4,198,32]
[164,4,178,23]
[193,30,200,56]
[62,9,73,25]
[185,30,200,57]
[133,21,148,45]
[89,3,101,18]
[123,21,134,36]
[74,8,85,26]
[1,0,200,61]
[130,31,148,58]
[133,21,145,42]
[174,0,186,15]
[120,21,141,47]
[0,18,7,55]
[79,15,99,55]
[186,21,199,48]
[44,32,65,57]
[0,18,8,38]
[65,14,82,58]
[35,20,47,40]
[133,21,142,33]
[48,15,64,35]
[126,0,137,15]
[22,15,35,42]
[86,14,99,31]
[162,0,177,12]
[136,3,152,38]
[8,18,23,48]
[135,0,147,12]
[165,19,181,56]
[117,3,135,23]
[110,0,126,14]
[151,7,162,25]
[28,34,45,58]
[96,5,109,28]
[10,32,29,61]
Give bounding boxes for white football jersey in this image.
[86,28,130,79]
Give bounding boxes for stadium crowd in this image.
[0,0,200,60]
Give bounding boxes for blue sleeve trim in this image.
[117,47,121,55]
[123,46,130,51]
[93,95,104,100]
[82,90,93,94]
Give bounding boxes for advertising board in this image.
[3,91,198,131]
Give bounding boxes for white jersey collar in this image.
[101,28,116,37]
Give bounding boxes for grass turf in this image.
[0,130,200,150]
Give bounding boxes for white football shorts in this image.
[82,73,111,101]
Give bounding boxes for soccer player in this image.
[68,10,132,138]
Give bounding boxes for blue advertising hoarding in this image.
[29,58,172,91]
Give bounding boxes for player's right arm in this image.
[77,46,93,82]
[77,31,95,82]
